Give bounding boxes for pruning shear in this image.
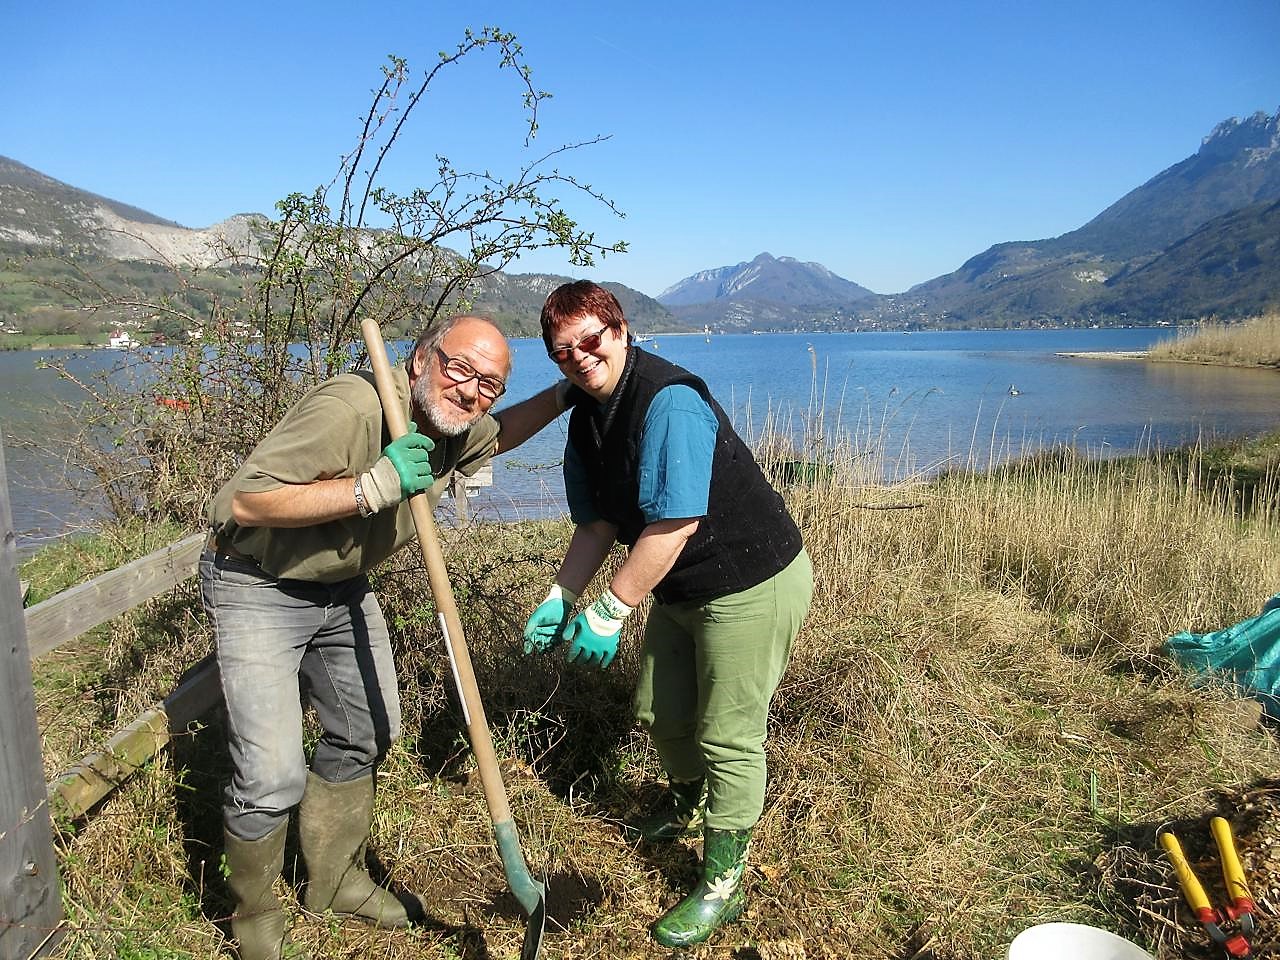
[1160,816,1257,958]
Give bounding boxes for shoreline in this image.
[1056,350,1150,360]
[0,341,109,352]
[1058,349,1279,371]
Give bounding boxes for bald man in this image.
[201,315,567,960]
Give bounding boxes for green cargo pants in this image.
[633,549,813,830]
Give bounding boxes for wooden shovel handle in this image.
[361,318,513,826]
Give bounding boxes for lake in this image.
[4,327,1280,550]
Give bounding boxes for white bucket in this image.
[1008,922,1155,960]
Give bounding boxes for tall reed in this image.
[1149,312,1280,367]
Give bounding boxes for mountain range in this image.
[877,109,1280,329]
[2,106,1278,335]
[0,155,670,339]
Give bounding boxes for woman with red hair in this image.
[523,280,813,947]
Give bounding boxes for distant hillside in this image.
[0,156,676,340]
[890,108,1280,327]
[659,252,875,306]
[1055,111,1280,261]
[657,110,1280,331]
[0,155,180,230]
[0,155,262,266]
[657,252,877,330]
[1094,198,1280,323]
[6,103,1280,338]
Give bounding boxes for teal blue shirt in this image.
[565,385,717,525]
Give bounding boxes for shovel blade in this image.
[495,819,547,957]
[519,889,546,960]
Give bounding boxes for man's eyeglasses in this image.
[548,325,610,364]
[435,348,506,400]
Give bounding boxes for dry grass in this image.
[1149,312,1280,368]
[24,436,1280,959]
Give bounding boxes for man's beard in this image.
[413,378,481,437]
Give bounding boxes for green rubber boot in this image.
[223,822,310,960]
[299,772,421,928]
[630,777,706,842]
[651,826,752,948]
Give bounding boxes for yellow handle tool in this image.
[1211,817,1256,933]
[1160,821,1254,958]
[1160,831,1213,915]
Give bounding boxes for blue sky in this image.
[3,1,1277,298]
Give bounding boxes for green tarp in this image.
[1167,594,1280,719]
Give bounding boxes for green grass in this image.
[19,519,186,604]
[1,333,103,350]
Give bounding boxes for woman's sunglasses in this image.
[548,325,610,364]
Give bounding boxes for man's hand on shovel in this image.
[358,426,435,514]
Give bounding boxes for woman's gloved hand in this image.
[565,589,634,669]
[523,584,578,654]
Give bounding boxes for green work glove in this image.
[523,584,578,654]
[383,425,436,496]
[359,424,435,513]
[565,589,634,669]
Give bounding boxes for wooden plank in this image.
[448,464,493,522]
[0,445,65,959]
[449,473,470,522]
[163,654,223,733]
[24,532,204,660]
[49,709,170,821]
[48,656,221,821]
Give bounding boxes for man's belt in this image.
[206,531,255,563]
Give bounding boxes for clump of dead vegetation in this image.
[26,432,1280,959]
[1150,312,1280,368]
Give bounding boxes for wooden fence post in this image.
[0,445,64,958]
[449,472,469,523]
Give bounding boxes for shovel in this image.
[361,318,546,960]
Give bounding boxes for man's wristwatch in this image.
[353,475,373,518]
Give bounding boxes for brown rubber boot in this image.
[298,772,422,927]
[223,822,309,960]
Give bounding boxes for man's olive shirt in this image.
[207,364,500,583]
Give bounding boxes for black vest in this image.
[567,348,803,604]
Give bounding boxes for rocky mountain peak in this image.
[657,251,875,315]
[1199,108,1280,161]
